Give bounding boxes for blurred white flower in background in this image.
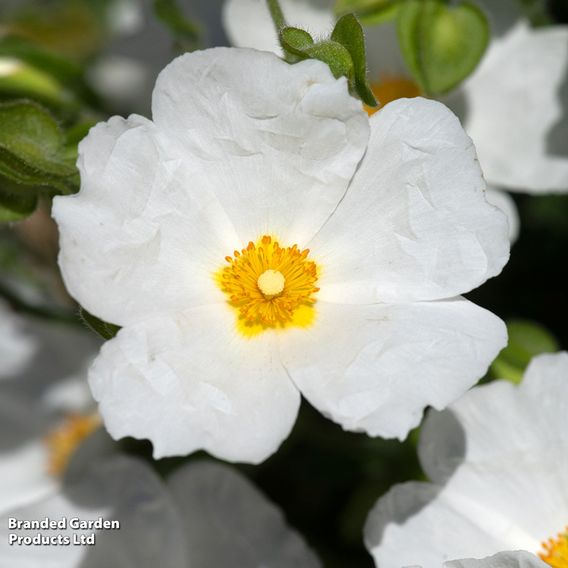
[0,313,100,514]
[222,0,568,241]
[364,352,568,568]
[0,454,321,568]
[53,47,509,464]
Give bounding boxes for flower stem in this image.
[266,0,287,32]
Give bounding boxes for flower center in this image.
[365,75,422,115]
[44,413,101,476]
[540,527,568,568]
[220,235,319,328]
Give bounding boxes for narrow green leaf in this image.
[491,319,560,384]
[331,14,377,106]
[79,307,121,341]
[397,0,489,96]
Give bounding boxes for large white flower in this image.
[364,352,568,568]
[0,453,321,567]
[53,47,509,464]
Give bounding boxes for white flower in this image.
[0,455,321,567]
[364,352,568,568]
[0,300,37,380]
[53,47,509,464]
[0,319,100,514]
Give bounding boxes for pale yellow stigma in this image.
[44,413,101,476]
[365,75,422,116]
[257,269,285,298]
[540,527,568,568]
[219,235,319,330]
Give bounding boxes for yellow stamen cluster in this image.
[221,235,319,326]
[44,413,101,476]
[540,527,568,568]
[365,76,422,116]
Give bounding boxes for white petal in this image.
[53,114,239,326]
[484,186,520,243]
[279,298,506,440]
[0,300,36,380]
[365,481,519,568]
[309,98,509,304]
[152,48,369,246]
[446,551,549,568]
[222,0,334,55]
[462,22,568,193]
[89,304,300,463]
[167,460,321,567]
[0,456,187,567]
[369,352,568,568]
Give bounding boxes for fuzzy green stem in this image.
[266,0,287,32]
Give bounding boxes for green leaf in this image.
[153,0,201,50]
[335,0,399,25]
[280,28,354,83]
[0,188,38,222]
[331,14,377,106]
[0,100,78,194]
[79,307,121,340]
[397,0,489,96]
[491,319,560,384]
[280,27,315,54]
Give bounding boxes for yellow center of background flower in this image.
[365,75,422,116]
[44,413,101,476]
[540,527,568,568]
[219,235,319,336]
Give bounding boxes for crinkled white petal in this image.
[152,48,369,246]
[167,460,321,567]
[484,186,519,243]
[279,298,506,440]
[0,300,37,380]
[366,352,568,568]
[463,22,568,192]
[53,114,239,327]
[89,304,300,463]
[310,98,509,304]
[445,551,549,568]
[0,456,187,567]
[222,0,334,55]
